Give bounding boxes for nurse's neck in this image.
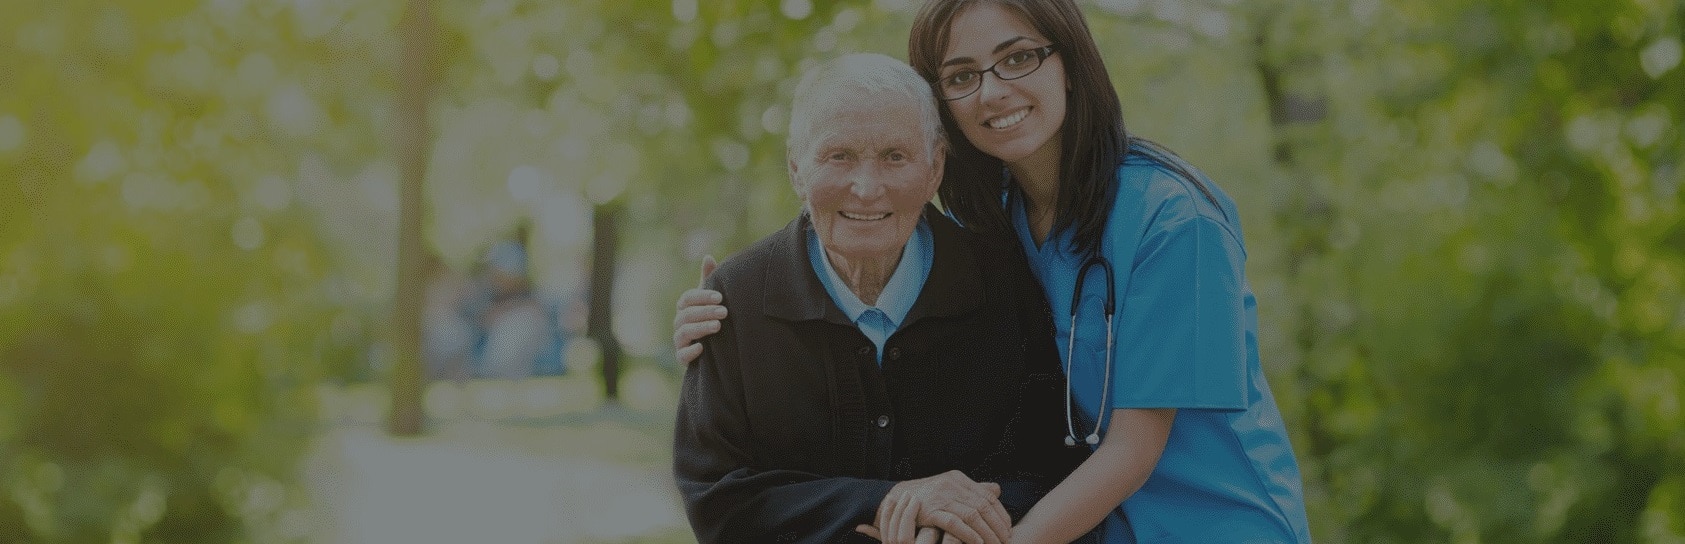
[825,247,902,307]
[1009,157,1061,245]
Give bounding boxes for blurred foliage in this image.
[1240,1,1685,541]
[1,0,1681,541]
[0,0,389,541]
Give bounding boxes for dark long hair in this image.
[908,0,1215,254]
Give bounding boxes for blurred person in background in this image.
[472,238,545,380]
[459,226,569,381]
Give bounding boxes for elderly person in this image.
[672,53,1087,544]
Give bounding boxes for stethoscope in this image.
[1003,183,1118,447]
[1064,252,1115,447]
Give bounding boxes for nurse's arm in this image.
[1007,407,1175,544]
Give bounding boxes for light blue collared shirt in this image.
[806,216,933,365]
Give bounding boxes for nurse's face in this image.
[938,3,1067,168]
[791,93,944,263]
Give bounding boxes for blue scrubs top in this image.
[1007,149,1311,543]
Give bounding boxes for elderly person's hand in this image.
[855,470,1011,544]
[672,255,723,365]
[858,525,961,544]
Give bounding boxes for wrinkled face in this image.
[939,3,1067,167]
[792,94,943,263]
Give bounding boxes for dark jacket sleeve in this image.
[969,236,1094,525]
[672,278,895,544]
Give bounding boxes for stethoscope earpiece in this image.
[1064,435,1077,446]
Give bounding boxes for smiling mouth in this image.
[985,107,1029,129]
[840,211,891,221]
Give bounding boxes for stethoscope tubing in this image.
[1004,158,1226,447]
[1065,254,1115,447]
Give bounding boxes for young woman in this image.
[676,1,1311,541]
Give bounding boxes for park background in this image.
[3,0,1683,542]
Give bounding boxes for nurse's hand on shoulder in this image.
[672,255,725,365]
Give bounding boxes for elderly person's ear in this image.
[788,158,809,199]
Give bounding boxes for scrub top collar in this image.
[1006,183,1081,265]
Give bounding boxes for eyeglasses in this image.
[935,45,1058,101]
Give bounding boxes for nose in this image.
[976,69,1010,103]
[848,165,886,200]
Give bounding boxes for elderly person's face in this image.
[790,93,944,263]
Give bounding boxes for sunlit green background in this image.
[2,0,1682,542]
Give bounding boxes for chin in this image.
[995,134,1060,166]
[962,134,1024,161]
[977,144,1032,163]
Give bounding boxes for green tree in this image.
[1216,0,1685,540]
[0,0,399,539]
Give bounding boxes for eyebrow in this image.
[940,36,1033,68]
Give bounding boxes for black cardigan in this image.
[674,207,1091,543]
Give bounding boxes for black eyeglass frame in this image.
[935,44,1059,101]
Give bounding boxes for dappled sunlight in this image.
[3,0,1682,541]
[0,115,23,152]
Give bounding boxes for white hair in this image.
[785,53,947,172]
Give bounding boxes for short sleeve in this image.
[1111,216,1248,410]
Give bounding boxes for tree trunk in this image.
[1251,11,1336,498]
[587,202,623,403]
[387,0,435,436]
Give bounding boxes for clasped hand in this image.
[856,470,1011,544]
